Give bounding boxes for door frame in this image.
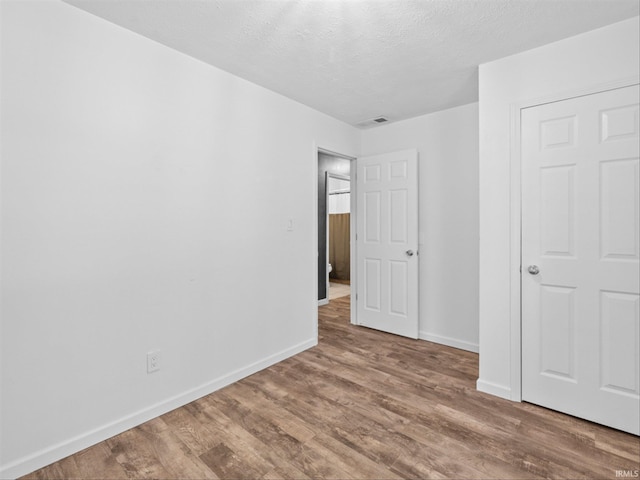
[508,75,640,402]
[314,146,357,325]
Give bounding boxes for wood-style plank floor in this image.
[23,296,640,479]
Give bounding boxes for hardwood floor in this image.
[23,296,639,479]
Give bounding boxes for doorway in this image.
[317,150,353,306]
[316,147,420,339]
[327,172,351,300]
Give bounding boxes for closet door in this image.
[521,85,640,435]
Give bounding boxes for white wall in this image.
[478,17,640,399]
[361,103,480,352]
[0,1,359,477]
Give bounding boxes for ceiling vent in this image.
[355,116,390,129]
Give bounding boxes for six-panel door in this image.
[356,149,419,339]
[521,85,640,435]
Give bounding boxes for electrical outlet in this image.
[147,350,161,373]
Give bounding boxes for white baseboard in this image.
[318,298,329,306]
[476,379,512,400]
[0,338,317,480]
[418,331,479,353]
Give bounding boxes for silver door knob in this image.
[527,265,540,275]
[406,250,414,257]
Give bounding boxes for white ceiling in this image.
[63,0,639,128]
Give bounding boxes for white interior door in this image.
[521,85,640,435]
[356,149,419,339]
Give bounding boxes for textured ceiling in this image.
[63,0,640,127]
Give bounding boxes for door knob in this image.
[406,250,414,257]
[527,265,540,275]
